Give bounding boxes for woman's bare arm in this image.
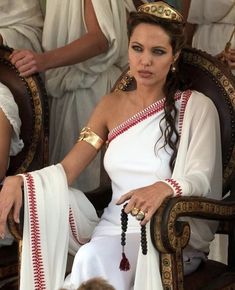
[61,94,112,185]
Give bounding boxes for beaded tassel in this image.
[119,204,130,271]
[141,225,147,255]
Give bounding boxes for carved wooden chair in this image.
[0,45,49,290]
[87,46,235,289]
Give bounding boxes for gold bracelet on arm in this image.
[77,127,104,151]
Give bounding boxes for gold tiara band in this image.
[138,1,184,23]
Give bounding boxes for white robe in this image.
[187,0,234,263]
[43,0,135,191]
[0,0,43,52]
[19,90,222,290]
[187,0,235,75]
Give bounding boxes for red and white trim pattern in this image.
[165,178,183,197]
[24,173,46,290]
[178,90,192,136]
[69,208,90,245]
[108,91,183,143]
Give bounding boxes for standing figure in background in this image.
[182,0,235,265]
[183,0,235,74]
[10,0,137,192]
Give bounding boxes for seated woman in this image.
[0,82,23,245]
[0,2,222,290]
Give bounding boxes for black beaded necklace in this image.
[119,203,148,271]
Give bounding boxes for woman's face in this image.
[128,23,175,88]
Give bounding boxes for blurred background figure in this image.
[182,0,235,74]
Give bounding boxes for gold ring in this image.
[131,207,139,216]
[136,210,145,221]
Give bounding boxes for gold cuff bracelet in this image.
[77,127,104,151]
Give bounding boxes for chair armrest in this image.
[150,196,235,254]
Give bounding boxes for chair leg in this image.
[160,251,184,290]
[17,240,23,288]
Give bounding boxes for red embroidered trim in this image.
[25,173,46,290]
[165,178,182,197]
[178,90,192,136]
[108,91,182,142]
[69,208,89,245]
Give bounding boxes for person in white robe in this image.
[182,0,235,264]
[9,0,138,192]
[183,0,235,74]
[0,3,223,290]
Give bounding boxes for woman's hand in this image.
[0,175,23,238]
[116,181,173,225]
[9,49,45,77]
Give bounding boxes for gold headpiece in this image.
[138,1,184,23]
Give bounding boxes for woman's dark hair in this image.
[128,12,186,171]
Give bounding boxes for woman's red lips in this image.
[138,70,153,78]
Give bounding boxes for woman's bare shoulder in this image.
[99,89,131,109]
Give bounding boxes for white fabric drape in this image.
[0,83,23,156]
[19,164,99,290]
[0,0,43,52]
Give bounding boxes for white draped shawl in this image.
[19,164,99,290]
[0,0,43,52]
